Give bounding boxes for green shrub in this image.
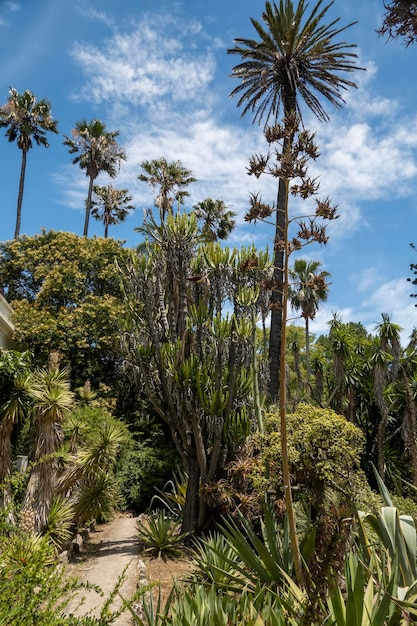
[0,529,81,625]
[256,404,367,516]
[117,444,179,513]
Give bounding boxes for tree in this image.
[377,0,417,45]
[0,231,129,388]
[138,158,196,223]
[23,367,74,533]
[193,198,236,241]
[91,184,134,238]
[0,88,58,239]
[289,258,330,377]
[228,0,362,402]
[121,213,270,533]
[64,119,126,237]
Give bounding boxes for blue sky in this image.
[0,0,416,343]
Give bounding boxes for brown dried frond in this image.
[297,219,329,244]
[247,152,269,178]
[245,192,273,222]
[289,237,303,252]
[315,197,339,219]
[264,124,286,144]
[240,256,259,272]
[291,177,320,199]
[282,111,300,135]
[274,237,287,251]
[259,278,276,290]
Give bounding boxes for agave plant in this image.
[189,532,242,587]
[137,510,191,561]
[166,583,299,626]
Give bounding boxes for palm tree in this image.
[193,198,236,241]
[91,184,134,238]
[0,88,58,238]
[138,158,196,223]
[23,367,74,533]
[289,258,330,377]
[64,119,126,237]
[228,0,362,402]
[372,313,403,478]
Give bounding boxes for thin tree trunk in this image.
[305,316,310,380]
[278,177,303,588]
[15,149,27,239]
[84,175,95,237]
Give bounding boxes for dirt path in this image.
[66,515,139,625]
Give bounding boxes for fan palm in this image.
[91,184,134,238]
[64,119,126,237]
[289,258,330,376]
[138,157,196,223]
[228,0,362,402]
[193,198,236,242]
[0,88,58,238]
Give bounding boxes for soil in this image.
[66,514,194,625]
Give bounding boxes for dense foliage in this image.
[0,231,129,387]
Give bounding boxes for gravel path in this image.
[66,515,139,625]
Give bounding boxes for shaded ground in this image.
[66,514,194,625]
[66,515,140,625]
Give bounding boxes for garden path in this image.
[66,515,139,625]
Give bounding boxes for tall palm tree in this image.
[289,258,330,377]
[228,0,362,402]
[372,313,403,478]
[64,119,126,237]
[91,184,134,238]
[0,88,58,239]
[138,158,196,223]
[23,367,73,533]
[193,198,236,241]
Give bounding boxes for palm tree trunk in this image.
[305,316,311,380]
[84,175,95,237]
[268,177,286,402]
[15,149,27,239]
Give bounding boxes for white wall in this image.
[0,294,15,349]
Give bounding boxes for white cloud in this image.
[70,15,217,107]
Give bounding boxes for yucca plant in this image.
[137,510,191,561]
[42,495,74,552]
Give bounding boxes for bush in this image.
[257,404,368,517]
[117,443,179,513]
[0,529,83,625]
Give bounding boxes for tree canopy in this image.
[0,231,129,387]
